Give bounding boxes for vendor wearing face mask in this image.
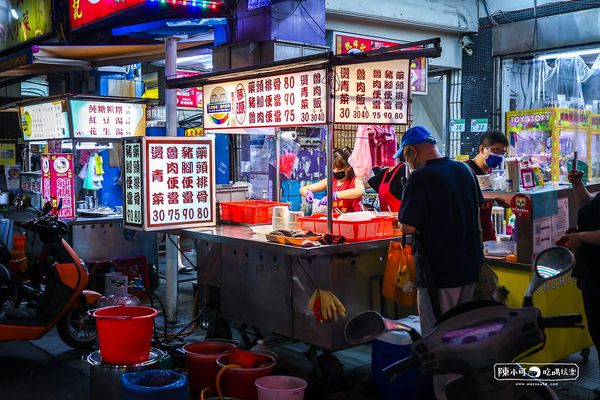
[465,129,509,242]
[300,148,365,213]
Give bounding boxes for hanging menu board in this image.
[70,99,146,139]
[123,140,143,227]
[20,101,70,141]
[334,59,410,125]
[203,68,327,130]
[41,153,76,220]
[123,137,216,231]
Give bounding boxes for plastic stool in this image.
[112,256,151,298]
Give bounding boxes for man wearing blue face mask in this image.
[465,129,509,242]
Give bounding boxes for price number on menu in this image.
[300,112,326,123]
[339,108,403,121]
[127,209,142,224]
[152,208,211,222]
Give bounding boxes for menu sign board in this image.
[334,60,410,125]
[123,137,216,231]
[203,68,327,130]
[177,71,203,109]
[41,153,76,220]
[1,0,52,53]
[20,101,70,141]
[70,0,145,30]
[70,99,146,138]
[123,141,143,227]
[334,32,427,95]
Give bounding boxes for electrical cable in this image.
[298,1,326,37]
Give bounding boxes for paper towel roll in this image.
[279,131,297,141]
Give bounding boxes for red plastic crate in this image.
[219,200,288,224]
[298,214,391,242]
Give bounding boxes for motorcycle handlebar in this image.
[382,355,419,379]
[541,314,583,329]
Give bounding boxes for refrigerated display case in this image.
[506,108,591,182]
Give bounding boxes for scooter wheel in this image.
[57,304,96,349]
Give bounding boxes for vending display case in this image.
[506,108,591,182]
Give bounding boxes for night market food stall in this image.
[16,95,156,265]
[159,40,441,351]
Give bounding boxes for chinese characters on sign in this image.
[494,363,579,381]
[124,142,143,226]
[203,69,327,129]
[70,0,145,30]
[334,60,410,125]
[143,138,215,230]
[41,154,75,220]
[334,33,427,95]
[20,101,70,141]
[70,99,146,138]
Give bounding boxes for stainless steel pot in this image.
[83,348,166,400]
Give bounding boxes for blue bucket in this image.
[120,370,188,400]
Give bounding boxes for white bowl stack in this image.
[272,206,290,230]
[288,211,304,231]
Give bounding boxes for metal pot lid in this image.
[84,348,166,368]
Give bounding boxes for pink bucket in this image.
[255,376,307,400]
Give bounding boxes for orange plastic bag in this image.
[381,240,417,307]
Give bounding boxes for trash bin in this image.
[120,370,188,400]
[371,315,433,400]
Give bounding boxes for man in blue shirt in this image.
[398,126,484,399]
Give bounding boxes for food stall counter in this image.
[176,225,401,351]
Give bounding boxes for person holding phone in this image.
[557,168,600,393]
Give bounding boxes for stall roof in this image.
[167,38,442,89]
[0,41,211,77]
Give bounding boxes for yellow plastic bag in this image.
[382,240,417,307]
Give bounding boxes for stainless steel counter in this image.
[176,225,399,257]
[177,225,402,351]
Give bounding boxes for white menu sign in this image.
[334,59,410,125]
[70,99,146,138]
[123,141,143,227]
[20,101,70,141]
[203,68,327,129]
[144,137,216,230]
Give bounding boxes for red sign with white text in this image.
[70,0,146,29]
[334,33,428,95]
[41,154,76,220]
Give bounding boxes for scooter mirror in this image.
[523,247,574,307]
[535,247,574,279]
[345,311,420,344]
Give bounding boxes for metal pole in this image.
[275,130,281,202]
[165,36,179,323]
[326,68,334,233]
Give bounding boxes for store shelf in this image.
[21,171,42,175]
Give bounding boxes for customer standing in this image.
[558,169,600,397]
[465,130,509,241]
[399,126,484,399]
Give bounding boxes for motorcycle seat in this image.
[0,308,47,326]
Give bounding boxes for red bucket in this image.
[182,340,238,395]
[216,352,276,400]
[91,305,158,365]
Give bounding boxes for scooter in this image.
[345,247,583,400]
[0,197,102,349]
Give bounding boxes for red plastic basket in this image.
[219,200,288,224]
[298,214,390,242]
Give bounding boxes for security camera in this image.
[459,35,474,56]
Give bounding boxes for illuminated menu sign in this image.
[20,101,70,141]
[123,137,216,231]
[70,99,146,138]
[41,153,76,220]
[123,141,143,227]
[334,60,410,125]
[70,0,145,30]
[203,68,327,130]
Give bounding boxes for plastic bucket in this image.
[91,305,158,365]
[255,376,307,400]
[216,353,276,400]
[12,234,26,253]
[120,370,189,400]
[182,340,238,395]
